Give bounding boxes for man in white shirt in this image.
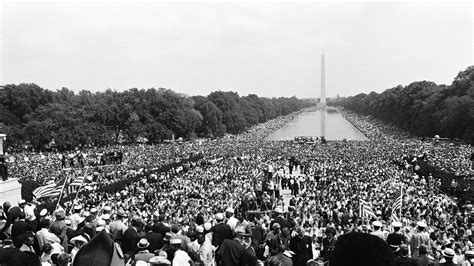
[226,208,239,231]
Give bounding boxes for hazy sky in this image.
[1,1,472,98]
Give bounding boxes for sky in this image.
[1,1,472,98]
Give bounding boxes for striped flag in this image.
[33,183,62,199]
[70,176,85,187]
[391,210,400,222]
[391,195,402,211]
[360,199,377,219]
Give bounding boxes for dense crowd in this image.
[0,108,473,266]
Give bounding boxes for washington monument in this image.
[320,54,326,105]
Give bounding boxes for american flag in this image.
[69,176,85,187]
[33,183,62,199]
[360,199,377,219]
[391,195,402,211]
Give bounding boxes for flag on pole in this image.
[391,211,400,222]
[360,199,377,219]
[391,195,402,211]
[70,176,85,187]
[33,183,62,199]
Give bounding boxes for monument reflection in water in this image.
[265,109,368,141]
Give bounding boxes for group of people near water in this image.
[0,107,473,265]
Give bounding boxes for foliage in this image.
[0,85,312,150]
[330,66,474,143]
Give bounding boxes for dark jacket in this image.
[122,227,140,254]
[289,235,313,266]
[146,231,164,252]
[216,239,258,266]
[212,222,233,247]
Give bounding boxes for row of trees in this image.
[0,84,313,150]
[330,66,474,143]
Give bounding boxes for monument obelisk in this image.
[320,54,326,105]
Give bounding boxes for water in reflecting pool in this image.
[266,109,368,141]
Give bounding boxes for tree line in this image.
[0,84,313,150]
[330,66,474,144]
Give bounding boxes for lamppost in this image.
[0,134,7,181]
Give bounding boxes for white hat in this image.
[73,205,82,210]
[97,220,106,227]
[70,235,88,244]
[102,214,110,220]
[40,209,48,216]
[416,221,427,228]
[103,206,111,211]
[443,248,455,257]
[137,238,150,249]
[274,207,284,214]
[372,221,382,227]
[204,222,212,231]
[170,238,181,245]
[135,261,148,266]
[195,225,204,233]
[18,199,26,205]
[215,213,224,221]
[391,221,402,227]
[90,208,97,213]
[149,256,171,265]
[226,207,234,213]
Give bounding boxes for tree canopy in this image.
[330,66,474,143]
[0,85,313,150]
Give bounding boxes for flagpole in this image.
[399,183,402,220]
[69,167,89,215]
[55,170,70,211]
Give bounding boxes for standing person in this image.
[50,209,68,251]
[265,223,282,257]
[440,248,458,266]
[11,212,28,248]
[36,219,60,250]
[266,244,293,266]
[371,221,385,240]
[171,238,193,266]
[109,209,128,242]
[70,205,83,231]
[289,226,313,266]
[134,238,155,263]
[320,226,336,263]
[386,222,406,249]
[414,245,437,266]
[211,213,233,248]
[410,221,431,257]
[216,226,258,266]
[199,229,216,266]
[122,215,143,254]
[394,245,418,266]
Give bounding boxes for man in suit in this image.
[371,221,385,240]
[121,215,143,254]
[410,221,431,257]
[109,209,127,242]
[145,223,164,252]
[211,213,233,248]
[386,221,406,249]
[11,212,29,248]
[50,209,68,251]
[217,226,258,266]
[289,226,313,266]
[134,238,155,263]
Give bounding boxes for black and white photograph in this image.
[0,0,473,265]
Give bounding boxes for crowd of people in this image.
[0,107,473,266]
